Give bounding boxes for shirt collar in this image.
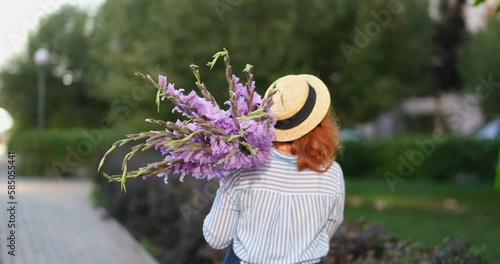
[271,148,297,164]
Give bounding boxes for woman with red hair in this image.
[204,74,345,264]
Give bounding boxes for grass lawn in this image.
[344,178,500,262]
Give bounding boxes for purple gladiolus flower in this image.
[98,49,279,191]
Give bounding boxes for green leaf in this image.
[98,158,105,172]
[156,89,161,112]
[121,163,128,193]
[243,64,253,73]
[474,0,486,6]
[240,141,257,155]
[206,48,229,69]
[98,144,117,172]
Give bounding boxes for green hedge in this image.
[9,129,499,182]
[8,128,129,177]
[337,135,500,183]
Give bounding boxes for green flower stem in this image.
[214,149,239,167]
[121,163,128,191]
[190,64,217,105]
[238,111,270,122]
[262,84,281,112]
[105,158,183,187]
[156,89,161,112]
[163,130,205,148]
[191,117,228,136]
[227,131,244,142]
[206,48,228,69]
[225,56,241,121]
[137,72,199,119]
[175,144,211,153]
[139,72,229,136]
[240,141,257,155]
[208,49,242,128]
[98,144,117,172]
[243,64,255,112]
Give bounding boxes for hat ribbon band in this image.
[275,83,316,130]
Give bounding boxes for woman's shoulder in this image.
[220,169,242,190]
[325,161,345,185]
[329,161,343,175]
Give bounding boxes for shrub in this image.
[90,134,492,263]
[325,220,486,264]
[8,128,130,177]
[95,163,219,264]
[10,129,498,182]
[96,171,487,264]
[337,136,500,182]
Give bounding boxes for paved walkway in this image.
[0,156,159,264]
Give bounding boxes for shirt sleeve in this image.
[325,165,345,238]
[203,173,240,249]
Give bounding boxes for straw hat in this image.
[266,74,331,142]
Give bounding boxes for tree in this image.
[0,5,108,130]
[333,0,434,124]
[460,16,500,120]
[89,0,435,127]
[430,0,467,131]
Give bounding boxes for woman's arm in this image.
[325,190,345,238]
[203,177,240,249]
[325,166,345,238]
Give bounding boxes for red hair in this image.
[274,108,342,172]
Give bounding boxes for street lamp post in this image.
[34,48,50,129]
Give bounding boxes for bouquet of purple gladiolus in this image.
[98,49,279,191]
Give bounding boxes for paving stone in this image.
[0,158,159,264]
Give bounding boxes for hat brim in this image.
[271,74,331,142]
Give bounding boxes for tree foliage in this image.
[460,16,500,119]
[0,5,108,130]
[430,0,466,94]
[1,0,437,130]
[88,0,435,127]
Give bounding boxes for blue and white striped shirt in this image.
[203,148,345,264]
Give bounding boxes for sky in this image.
[0,0,103,68]
[0,1,103,131]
